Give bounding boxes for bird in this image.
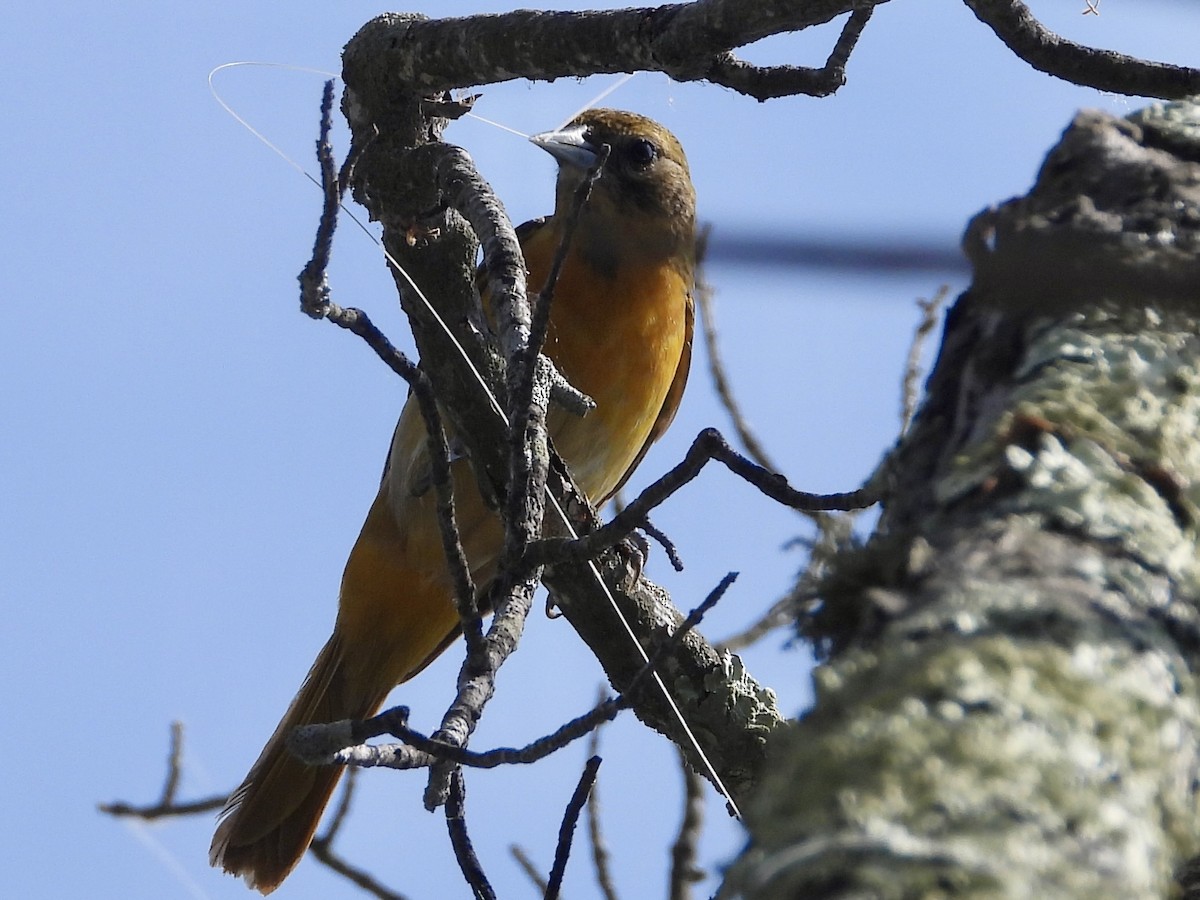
[210,108,697,893]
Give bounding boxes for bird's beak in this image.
[529,122,599,171]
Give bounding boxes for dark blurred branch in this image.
[99,722,225,820]
[900,287,949,434]
[705,231,967,275]
[511,845,551,894]
[669,752,707,900]
[100,726,410,899]
[695,230,780,474]
[585,701,620,900]
[311,774,411,900]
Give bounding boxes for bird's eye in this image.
[627,138,658,167]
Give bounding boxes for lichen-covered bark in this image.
[723,101,1200,898]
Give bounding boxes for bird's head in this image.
[530,108,696,272]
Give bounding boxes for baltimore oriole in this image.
[210,108,696,893]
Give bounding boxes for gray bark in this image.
[722,101,1200,897]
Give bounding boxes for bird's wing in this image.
[602,284,693,503]
[378,217,554,495]
[516,214,694,505]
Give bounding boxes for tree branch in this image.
[291,573,737,775]
[528,428,877,570]
[446,769,498,900]
[421,133,609,810]
[584,703,620,900]
[704,8,875,101]
[311,774,412,900]
[342,2,887,105]
[99,723,226,820]
[964,0,1200,98]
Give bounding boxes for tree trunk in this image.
[723,101,1200,898]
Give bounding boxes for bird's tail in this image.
[209,633,388,894]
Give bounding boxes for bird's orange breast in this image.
[527,229,691,502]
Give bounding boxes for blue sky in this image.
[4,2,1196,898]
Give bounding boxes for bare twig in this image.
[343,0,1200,106]
[437,143,594,418]
[297,80,340,321]
[319,766,358,843]
[435,145,529,368]
[296,97,545,815]
[717,591,806,653]
[704,8,875,100]
[421,134,610,812]
[900,287,949,435]
[162,720,184,804]
[99,723,226,820]
[311,303,484,651]
[669,751,706,900]
[530,144,611,358]
[369,702,623,769]
[446,768,497,900]
[964,0,1200,97]
[585,694,620,900]
[314,851,407,899]
[639,516,685,572]
[286,719,436,768]
[529,428,877,568]
[296,86,483,651]
[695,228,777,474]
[98,725,407,897]
[310,791,411,900]
[306,840,409,900]
[511,845,552,894]
[99,794,226,820]
[295,105,523,823]
[323,574,737,775]
[546,757,603,900]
